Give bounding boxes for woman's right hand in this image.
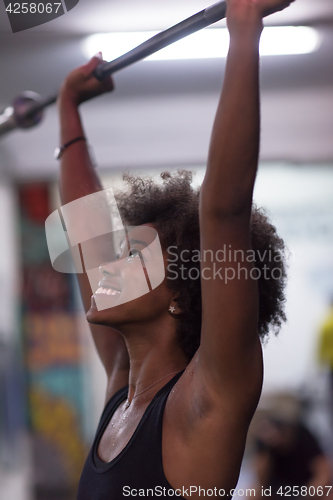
[226,0,294,36]
[59,52,114,106]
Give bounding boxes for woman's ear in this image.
[168,296,182,316]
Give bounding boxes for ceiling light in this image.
[82,26,320,63]
[260,26,320,56]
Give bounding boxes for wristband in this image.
[54,136,86,160]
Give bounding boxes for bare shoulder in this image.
[165,349,262,432]
[162,355,262,490]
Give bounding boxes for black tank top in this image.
[77,370,186,500]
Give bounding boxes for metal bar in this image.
[0,1,227,136]
[93,0,227,80]
[0,0,287,137]
[24,95,58,119]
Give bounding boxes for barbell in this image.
[0,0,283,137]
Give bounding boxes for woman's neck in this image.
[123,329,188,403]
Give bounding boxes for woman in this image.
[57,0,292,497]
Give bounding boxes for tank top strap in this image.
[129,369,185,471]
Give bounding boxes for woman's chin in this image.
[86,296,100,323]
[86,295,110,324]
[86,294,123,326]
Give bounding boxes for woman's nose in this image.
[99,262,118,277]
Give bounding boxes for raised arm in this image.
[193,0,292,415]
[57,55,129,398]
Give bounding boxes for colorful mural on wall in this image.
[19,183,87,500]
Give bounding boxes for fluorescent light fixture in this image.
[82,26,320,62]
[260,26,320,56]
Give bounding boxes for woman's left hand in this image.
[59,52,114,106]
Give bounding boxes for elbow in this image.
[200,177,254,220]
[200,189,252,221]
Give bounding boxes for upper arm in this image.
[89,322,129,402]
[77,272,129,401]
[172,209,263,463]
[190,26,264,407]
[194,207,263,411]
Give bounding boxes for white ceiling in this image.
[0,0,333,179]
[1,0,333,33]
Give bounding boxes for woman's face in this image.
[86,224,173,328]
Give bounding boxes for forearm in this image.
[58,95,129,382]
[58,91,111,311]
[55,58,129,383]
[58,91,103,205]
[201,14,263,217]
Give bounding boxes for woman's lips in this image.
[95,279,121,296]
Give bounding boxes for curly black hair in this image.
[116,170,287,360]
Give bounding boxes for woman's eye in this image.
[129,249,142,258]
